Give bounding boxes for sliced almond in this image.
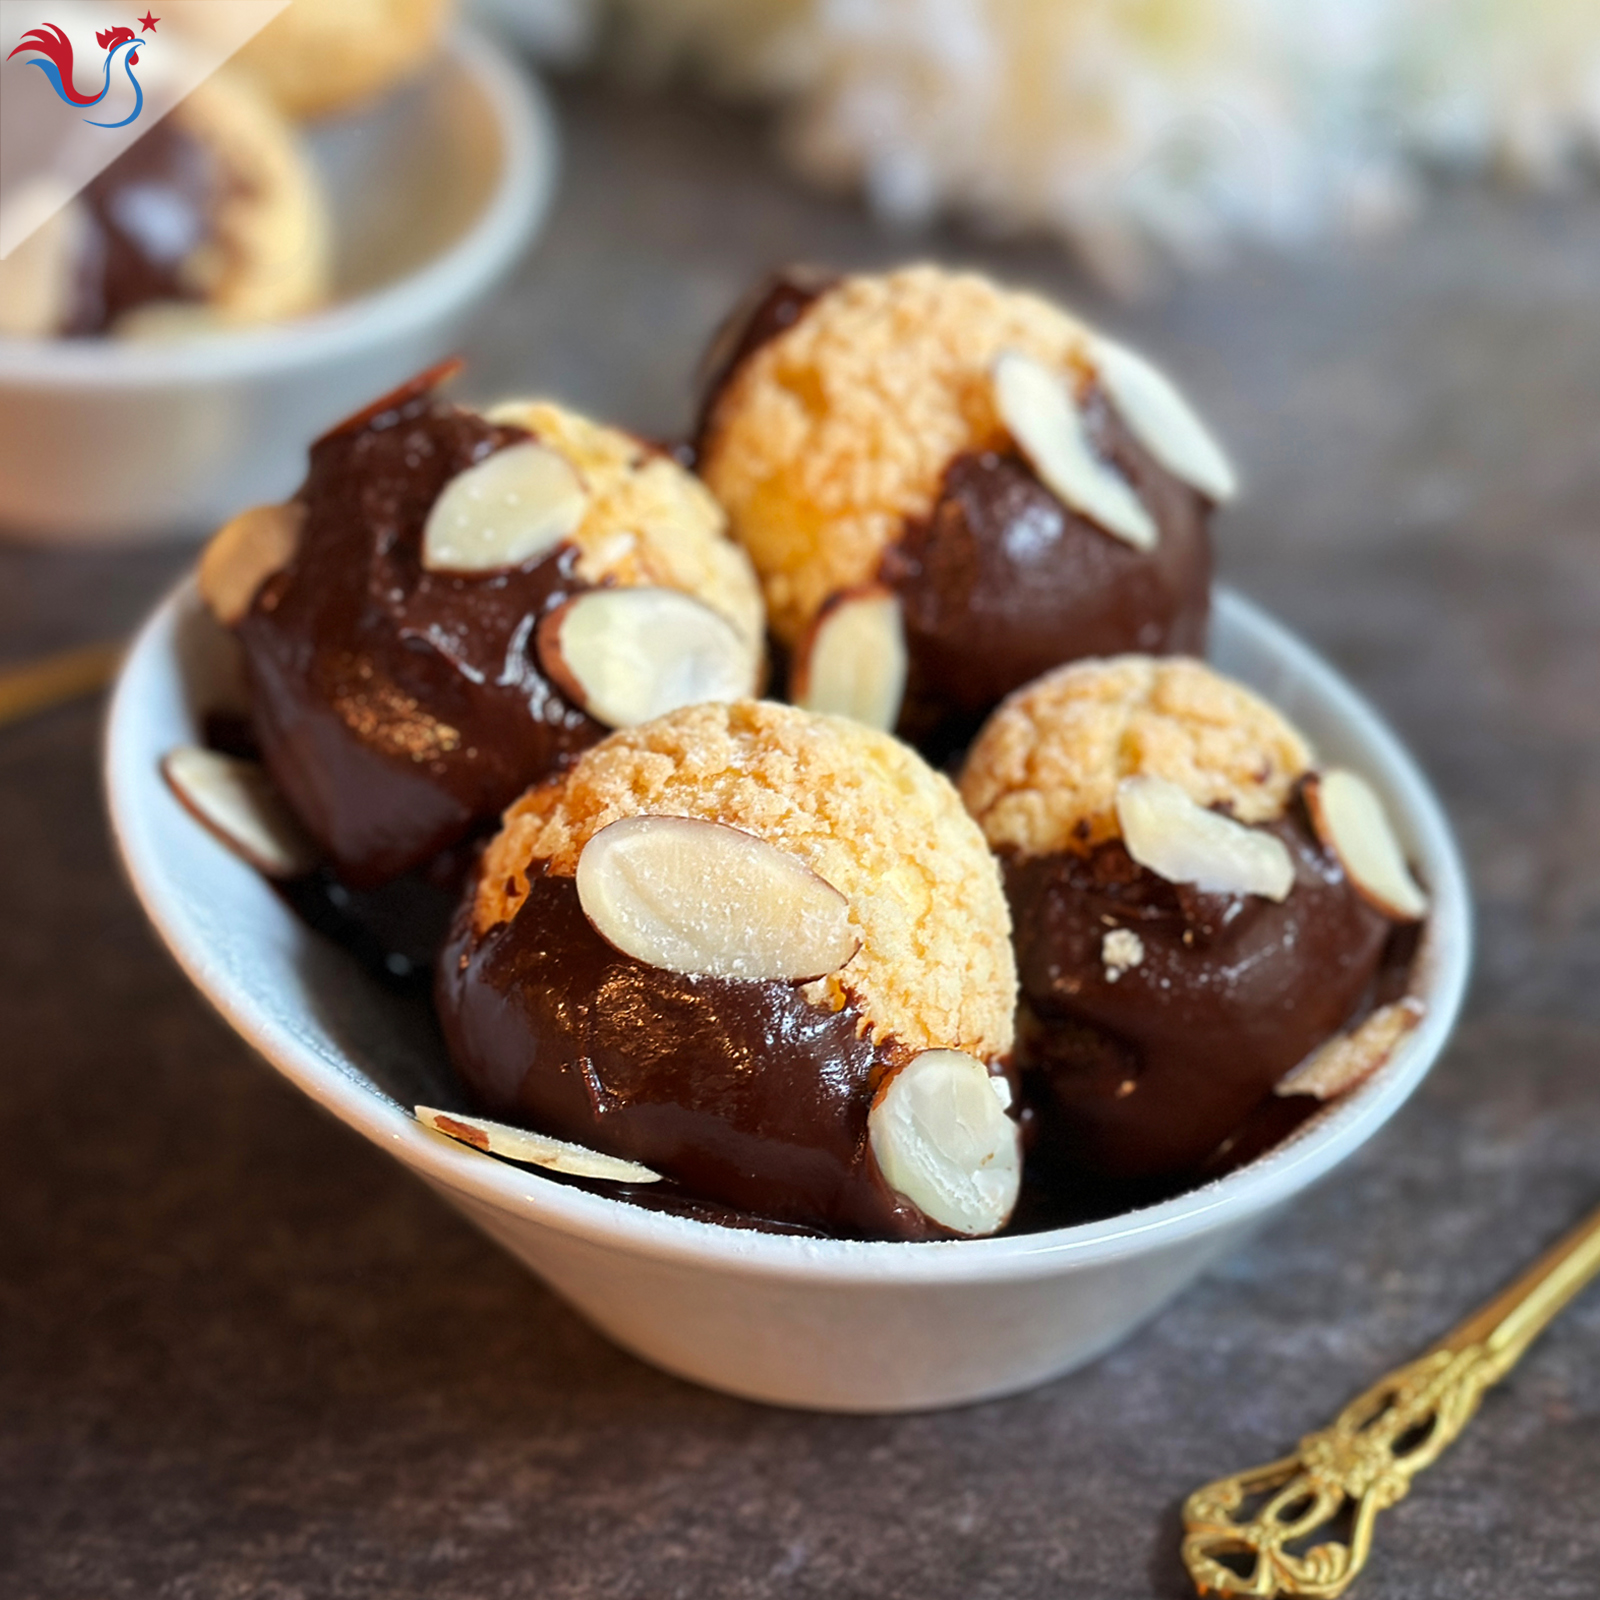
[1305,768,1428,921]
[575,814,859,981]
[1115,775,1294,901]
[416,1105,661,1183]
[1277,999,1426,1101]
[791,586,908,732]
[421,440,589,574]
[868,1049,1021,1237]
[992,350,1157,551]
[161,746,317,878]
[197,502,305,626]
[538,587,757,729]
[1089,335,1238,503]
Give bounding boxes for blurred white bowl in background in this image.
[106,582,1471,1413]
[0,28,555,544]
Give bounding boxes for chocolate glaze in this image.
[1006,795,1394,1186]
[200,709,259,761]
[692,268,837,450]
[276,838,479,995]
[237,392,604,888]
[194,696,474,991]
[888,399,1211,758]
[437,866,950,1240]
[1194,1093,1322,1184]
[65,116,227,336]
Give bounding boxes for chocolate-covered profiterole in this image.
[438,701,1022,1240]
[203,368,765,887]
[65,116,219,335]
[959,656,1427,1188]
[696,265,1229,755]
[0,73,329,340]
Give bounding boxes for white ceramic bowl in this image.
[106,584,1471,1413]
[0,30,554,543]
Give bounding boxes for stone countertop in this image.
[2,76,1597,1600]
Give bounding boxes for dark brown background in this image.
[3,75,1597,1599]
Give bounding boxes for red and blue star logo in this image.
[8,12,159,129]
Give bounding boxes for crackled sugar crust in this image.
[698,263,1097,645]
[476,701,1017,1062]
[959,656,1314,860]
[488,399,764,647]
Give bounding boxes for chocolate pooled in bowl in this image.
[959,655,1429,1198]
[696,264,1232,758]
[197,364,766,889]
[437,700,1023,1241]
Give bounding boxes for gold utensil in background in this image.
[1183,1198,1600,1598]
[0,640,124,731]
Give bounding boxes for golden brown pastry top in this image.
[477,700,1017,1061]
[488,399,764,647]
[959,655,1314,859]
[698,263,1096,645]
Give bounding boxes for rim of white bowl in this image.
[0,27,554,387]
[106,579,1472,1288]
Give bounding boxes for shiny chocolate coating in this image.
[276,843,476,995]
[238,393,603,888]
[64,116,222,336]
[438,867,945,1240]
[887,412,1210,756]
[1007,798,1393,1184]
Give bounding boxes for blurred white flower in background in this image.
[476,0,1600,287]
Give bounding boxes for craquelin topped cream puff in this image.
[200,364,765,886]
[696,265,1233,755]
[437,700,1023,1239]
[959,655,1427,1187]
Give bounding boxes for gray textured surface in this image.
[3,75,1599,1600]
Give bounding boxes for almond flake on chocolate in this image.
[1276,998,1425,1101]
[1088,335,1238,503]
[791,586,908,732]
[576,814,859,981]
[1305,768,1428,921]
[992,350,1157,551]
[161,746,317,878]
[1115,775,1294,901]
[538,587,756,729]
[416,1105,661,1183]
[421,439,589,573]
[198,502,305,626]
[868,1049,1021,1237]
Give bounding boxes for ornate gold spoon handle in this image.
[1182,1199,1600,1598]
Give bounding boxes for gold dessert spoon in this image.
[0,639,124,731]
[1182,1197,1600,1597]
